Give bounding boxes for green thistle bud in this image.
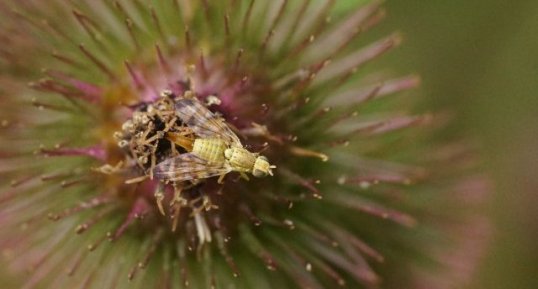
[0,1,490,289]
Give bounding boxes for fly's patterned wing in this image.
[154,153,231,182]
[175,98,242,145]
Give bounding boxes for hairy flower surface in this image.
[0,1,490,289]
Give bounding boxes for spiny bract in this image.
[0,1,490,289]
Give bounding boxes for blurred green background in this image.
[1,1,536,288]
[376,1,538,288]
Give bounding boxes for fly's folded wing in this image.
[154,153,231,182]
[175,98,242,145]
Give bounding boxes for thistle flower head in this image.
[0,1,490,288]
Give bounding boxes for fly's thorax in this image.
[192,138,227,163]
[224,147,257,173]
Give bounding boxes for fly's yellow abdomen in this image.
[225,147,256,172]
[192,138,227,164]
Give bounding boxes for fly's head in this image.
[252,155,275,178]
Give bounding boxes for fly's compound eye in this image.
[253,156,272,178]
[253,169,268,178]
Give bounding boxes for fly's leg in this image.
[171,204,181,232]
[239,172,250,181]
[170,184,185,206]
[189,194,218,216]
[154,183,166,216]
[170,184,187,232]
[217,174,226,184]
